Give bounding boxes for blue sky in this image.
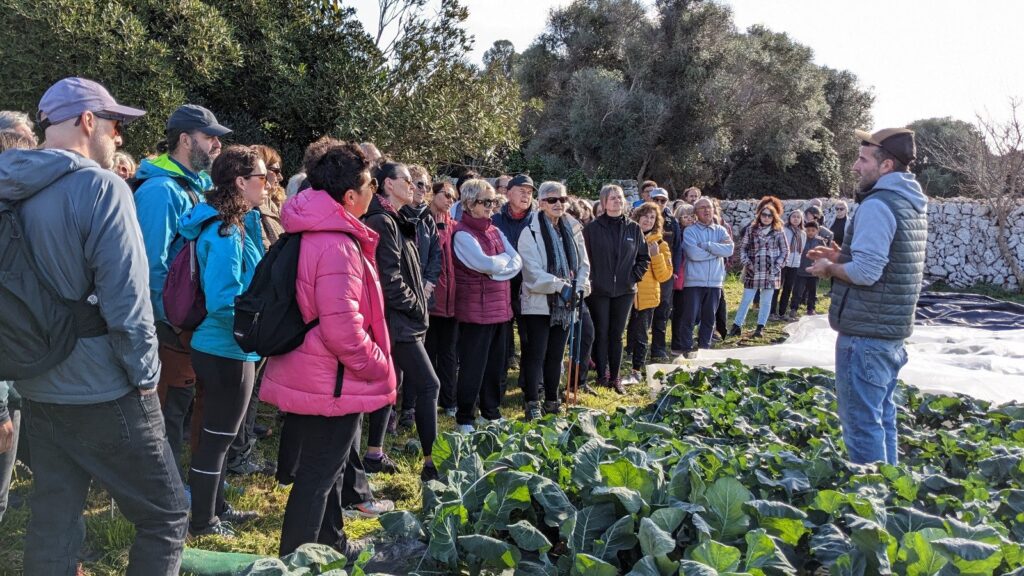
[345,0,1024,129]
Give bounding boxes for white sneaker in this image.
[456,424,475,434]
[622,370,641,385]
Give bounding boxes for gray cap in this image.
[37,77,146,128]
[167,104,232,137]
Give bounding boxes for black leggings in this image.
[774,266,800,315]
[189,350,255,530]
[587,293,634,382]
[390,340,439,456]
[520,315,570,403]
[627,307,655,370]
[456,322,508,425]
[424,315,459,411]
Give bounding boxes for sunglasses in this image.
[244,173,268,183]
[542,196,568,205]
[268,166,283,175]
[475,198,498,208]
[653,197,668,204]
[760,211,773,217]
[65,111,123,137]
[415,181,428,189]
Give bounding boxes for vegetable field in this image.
[382,360,1024,575]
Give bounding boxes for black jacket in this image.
[399,203,442,286]
[583,214,650,298]
[363,196,428,342]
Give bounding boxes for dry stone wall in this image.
[719,198,1024,292]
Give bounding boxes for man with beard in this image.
[0,77,187,575]
[806,128,927,466]
[133,104,231,485]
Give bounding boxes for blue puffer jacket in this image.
[178,204,264,361]
[134,154,212,322]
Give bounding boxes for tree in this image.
[908,116,986,198]
[927,102,1024,291]
[483,40,519,79]
[821,67,874,194]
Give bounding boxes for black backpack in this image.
[0,200,107,380]
[233,232,320,357]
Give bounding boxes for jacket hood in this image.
[869,172,928,212]
[178,202,222,240]
[645,231,663,243]
[281,188,379,246]
[135,154,210,191]
[0,149,98,202]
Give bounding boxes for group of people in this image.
[0,77,927,575]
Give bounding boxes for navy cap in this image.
[166,104,232,137]
[37,77,146,128]
[509,174,535,190]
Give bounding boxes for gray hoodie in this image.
[845,172,928,286]
[0,149,160,404]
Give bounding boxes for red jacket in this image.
[260,189,397,417]
[429,210,457,318]
[453,214,513,325]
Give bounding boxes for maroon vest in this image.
[453,214,513,325]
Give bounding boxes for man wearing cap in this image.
[646,187,682,361]
[0,77,187,574]
[133,104,231,482]
[806,128,928,466]
[492,174,536,387]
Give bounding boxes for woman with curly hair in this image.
[178,145,266,537]
[729,203,787,338]
[625,202,672,383]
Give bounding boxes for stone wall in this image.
[719,198,1024,291]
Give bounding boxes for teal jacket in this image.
[179,203,264,361]
[134,155,212,322]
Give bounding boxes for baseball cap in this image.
[36,77,146,129]
[855,128,916,165]
[167,104,232,137]
[508,174,535,190]
[649,188,669,200]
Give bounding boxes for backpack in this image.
[233,232,322,356]
[163,219,240,331]
[0,200,107,380]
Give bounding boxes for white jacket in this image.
[517,212,591,316]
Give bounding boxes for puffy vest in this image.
[453,216,513,325]
[829,189,927,340]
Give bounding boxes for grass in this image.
[927,279,1024,304]
[0,273,830,575]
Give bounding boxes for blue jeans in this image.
[733,288,774,327]
[834,333,908,465]
[23,391,188,575]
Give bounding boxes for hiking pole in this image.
[563,280,579,407]
[566,283,585,406]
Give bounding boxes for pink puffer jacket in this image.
[261,189,396,416]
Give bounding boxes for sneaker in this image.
[727,324,742,338]
[344,498,396,519]
[227,454,277,476]
[420,464,439,482]
[543,400,561,415]
[456,424,475,434]
[524,401,543,421]
[684,350,698,360]
[219,504,259,525]
[363,452,400,474]
[622,370,641,385]
[188,520,236,539]
[397,409,416,431]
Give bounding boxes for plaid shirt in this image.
[740,226,788,290]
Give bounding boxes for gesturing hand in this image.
[807,240,840,263]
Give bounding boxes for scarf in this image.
[539,214,578,328]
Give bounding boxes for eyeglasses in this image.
[71,111,122,137]
[415,181,427,189]
[475,198,498,208]
[542,196,568,205]
[244,173,268,183]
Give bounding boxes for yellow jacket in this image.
[634,232,673,311]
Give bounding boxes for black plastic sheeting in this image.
[915,291,1024,331]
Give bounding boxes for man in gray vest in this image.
[806,128,928,466]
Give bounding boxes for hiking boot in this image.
[543,400,561,415]
[363,452,399,474]
[397,409,416,431]
[623,370,641,385]
[727,324,742,338]
[753,325,764,338]
[524,401,543,421]
[420,464,439,482]
[344,498,395,519]
[188,520,236,539]
[611,377,626,395]
[219,504,259,525]
[227,454,277,477]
